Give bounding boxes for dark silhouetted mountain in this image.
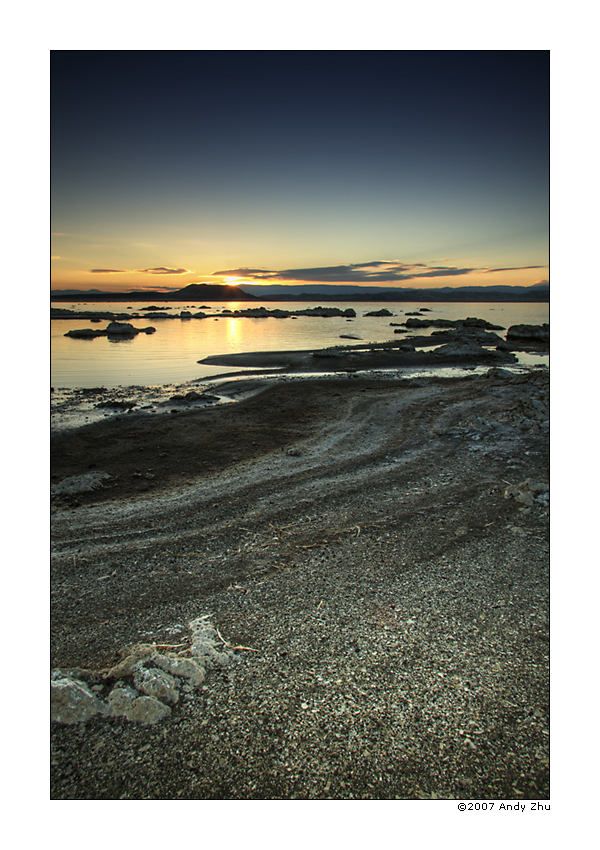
[50,282,548,303]
[51,283,258,302]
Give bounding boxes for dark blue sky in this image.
[51,51,549,291]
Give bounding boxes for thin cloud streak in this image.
[138,267,190,275]
[89,267,191,275]
[483,266,545,274]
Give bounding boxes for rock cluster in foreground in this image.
[51,619,233,725]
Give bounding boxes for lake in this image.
[51,300,549,389]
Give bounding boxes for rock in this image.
[189,618,233,668]
[96,400,136,409]
[461,317,504,330]
[51,471,110,497]
[106,685,139,716]
[133,665,180,704]
[504,479,550,507]
[312,348,344,358]
[105,321,138,335]
[430,328,504,345]
[105,644,158,679]
[126,695,171,725]
[153,655,206,686]
[433,341,490,357]
[340,334,361,340]
[64,328,105,339]
[406,317,455,328]
[51,677,108,723]
[405,317,503,331]
[364,309,394,317]
[506,323,549,342]
[144,327,156,334]
[486,367,514,379]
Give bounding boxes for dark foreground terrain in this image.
[51,367,549,800]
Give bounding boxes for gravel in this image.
[50,366,549,800]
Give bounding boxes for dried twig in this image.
[215,627,258,653]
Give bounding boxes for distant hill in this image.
[241,283,550,303]
[51,282,548,303]
[51,288,113,296]
[51,283,258,302]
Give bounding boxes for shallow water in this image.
[51,300,549,388]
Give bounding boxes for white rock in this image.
[133,665,180,704]
[105,644,158,678]
[126,696,171,725]
[51,677,108,724]
[51,471,110,496]
[153,654,205,686]
[106,685,139,716]
[189,618,232,668]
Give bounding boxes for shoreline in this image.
[51,362,549,799]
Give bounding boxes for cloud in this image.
[51,256,61,260]
[138,267,190,275]
[89,267,192,275]
[214,260,480,284]
[212,260,548,285]
[51,232,67,236]
[482,266,545,273]
[213,267,275,276]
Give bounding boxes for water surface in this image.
[51,300,549,388]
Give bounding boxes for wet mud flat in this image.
[51,366,549,800]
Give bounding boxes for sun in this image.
[223,276,242,286]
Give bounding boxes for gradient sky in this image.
[51,50,549,292]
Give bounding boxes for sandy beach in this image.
[51,360,549,800]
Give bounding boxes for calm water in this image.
[51,300,549,389]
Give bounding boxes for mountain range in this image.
[51,282,549,303]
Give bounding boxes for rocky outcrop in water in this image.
[404,317,505,330]
[364,309,394,317]
[64,322,156,339]
[506,323,549,342]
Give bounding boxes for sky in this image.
[51,50,549,293]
